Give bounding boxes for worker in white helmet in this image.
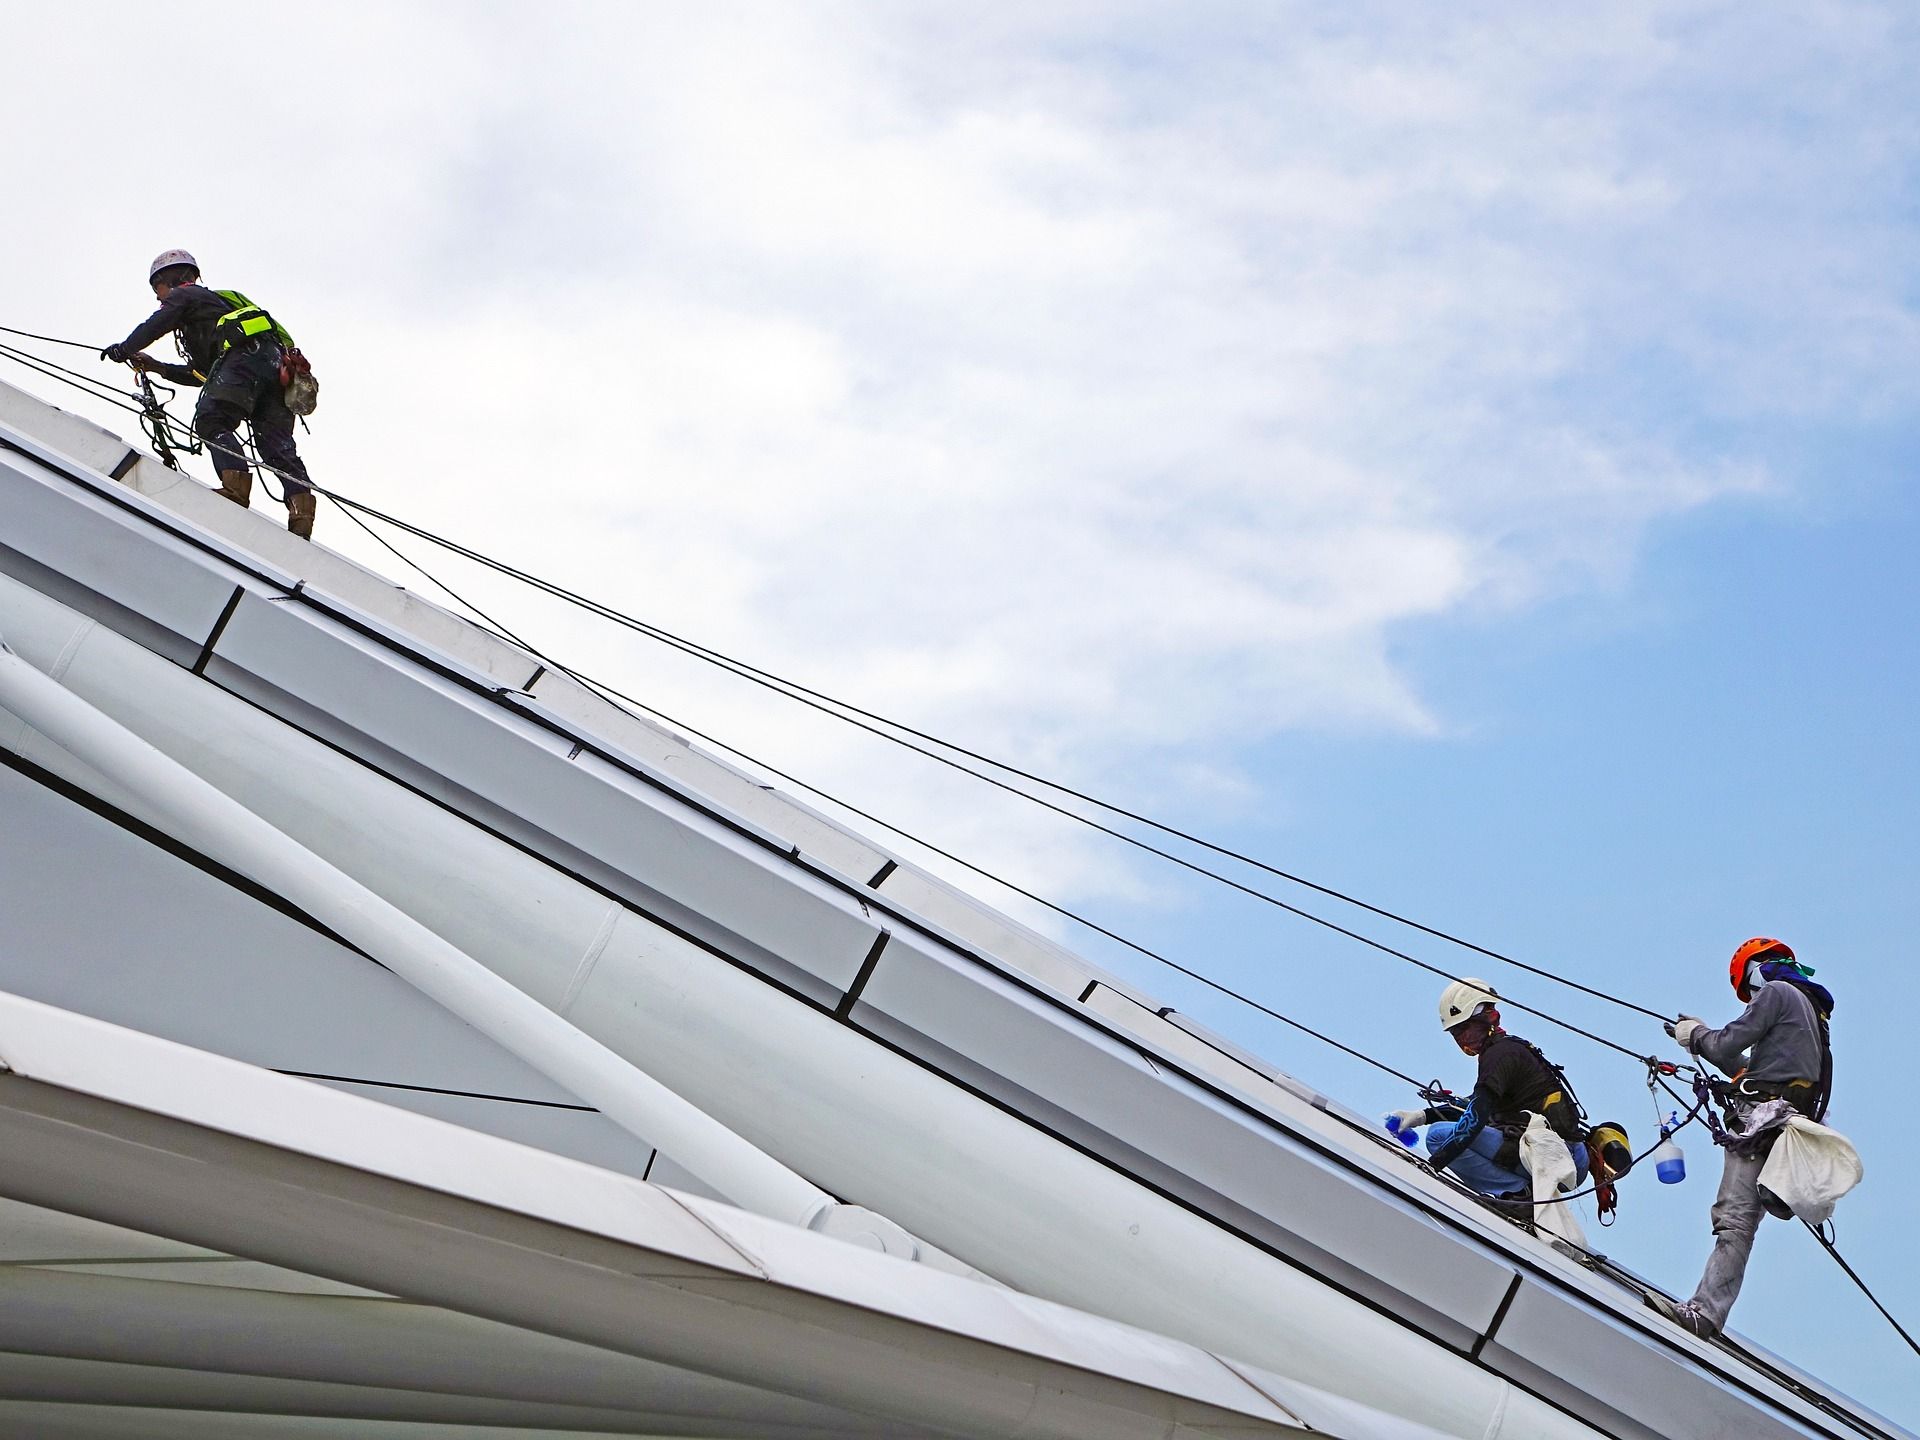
[101,249,318,539]
[1387,979,1592,1201]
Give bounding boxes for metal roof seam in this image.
[0,744,360,952]
[0,429,295,595]
[836,1011,1870,1440]
[5,420,1129,1018]
[655,1188,774,1282]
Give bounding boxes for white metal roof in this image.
[0,376,1909,1440]
[0,987,1451,1440]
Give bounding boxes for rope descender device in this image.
[132,369,182,471]
[1416,1079,1456,1108]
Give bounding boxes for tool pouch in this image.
[280,347,319,416]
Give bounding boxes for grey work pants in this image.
[1690,1137,1773,1329]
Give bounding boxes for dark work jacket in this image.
[117,283,236,388]
[1425,1032,1582,1172]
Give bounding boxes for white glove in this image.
[1666,1016,1705,1050]
[1387,1109,1428,1133]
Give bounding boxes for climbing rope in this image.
[8,327,1916,1368]
[0,335,1685,1024]
[0,339,150,417]
[132,371,192,471]
[0,332,1688,1077]
[0,338,1811,1096]
[0,338,1438,1098]
[0,322,100,349]
[1474,1079,1708,1213]
[317,488,1434,1093]
[1805,1222,1920,1358]
[315,486,1688,1064]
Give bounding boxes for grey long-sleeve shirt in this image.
[1689,979,1828,1090]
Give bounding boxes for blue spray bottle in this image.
[1651,1111,1686,1184]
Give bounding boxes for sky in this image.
[5,0,1918,1423]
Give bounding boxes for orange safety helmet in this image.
[1729,937,1794,1001]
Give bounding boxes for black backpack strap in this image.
[1812,1011,1834,1122]
[1516,1037,1589,1141]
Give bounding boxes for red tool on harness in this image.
[279,347,318,416]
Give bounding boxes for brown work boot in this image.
[217,469,252,507]
[287,491,316,541]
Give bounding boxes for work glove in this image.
[1663,1016,1705,1050]
[126,353,158,373]
[100,343,127,363]
[1386,1109,1427,1134]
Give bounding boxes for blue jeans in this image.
[1427,1121,1589,1197]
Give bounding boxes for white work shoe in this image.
[1645,1291,1718,1338]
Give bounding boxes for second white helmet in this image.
[1439,977,1499,1031]
[148,248,199,283]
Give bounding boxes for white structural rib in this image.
[0,989,1447,1440]
[0,625,831,1232]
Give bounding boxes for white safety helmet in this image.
[148,248,199,284]
[1438,977,1499,1032]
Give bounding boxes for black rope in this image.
[0,336,1758,1041]
[133,372,191,471]
[272,1068,598,1112]
[0,356,1641,1055]
[18,336,1920,1367]
[0,341,1681,1079]
[570,668,1428,1086]
[1804,1222,1920,1357]
[0,323,99,350]
[0,336,139,399]
[312,476,1669,1024]
[309,487,1675,1070]
[12,320,1919,1370]
[0,341,205,488]
[331,498,1428,1092]
[232,443,1920,1374]
[0,341,149,416]
[1477,1088,1707,1210]
[326,499,556,661]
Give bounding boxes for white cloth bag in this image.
[1757,1115,1863,1226]
[1520,1112,1589,1251]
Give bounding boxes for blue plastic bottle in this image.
[1652,1120,1686,1184]
[1384,1114,1419,1147]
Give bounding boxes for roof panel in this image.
[0,380,1907,1440]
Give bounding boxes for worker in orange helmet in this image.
[1648,938,1834,1338]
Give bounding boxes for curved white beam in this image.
[0,991,1337,1440]
[0,632,831,1234]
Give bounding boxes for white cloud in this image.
[4,1,1914,929]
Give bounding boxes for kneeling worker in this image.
[1389,979,1591,1200]
[101,249,317,539]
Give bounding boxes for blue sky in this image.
[5,0,1917,1422]
[1090,429,1920,1422]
